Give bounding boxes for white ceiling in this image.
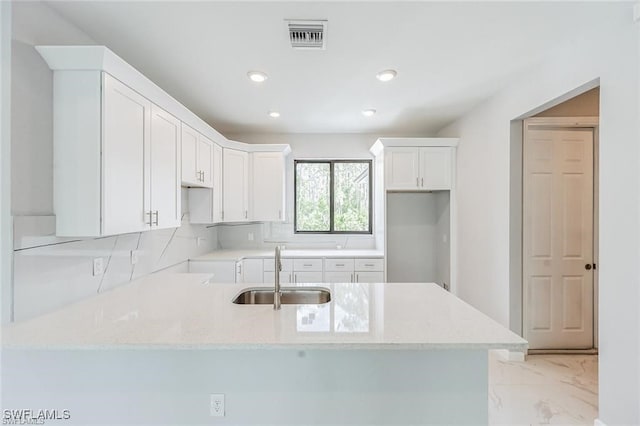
[44,1,624,135]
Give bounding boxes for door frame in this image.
[522,116,599,350]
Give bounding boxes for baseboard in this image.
[594,419,607,426]
[528,348,598,355]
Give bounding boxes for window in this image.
[295,160,372,234]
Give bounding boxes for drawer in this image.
[324,258,354,272]
[263,258,292,272]
[354,258,384,272]
[293,258,323,272]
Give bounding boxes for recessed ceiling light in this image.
[247,71,268,83]
[361,109,376,117]
[269,111,280,118]
[376,69,397,82]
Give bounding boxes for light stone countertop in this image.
[190,249,385,262]
[2,273,527,352]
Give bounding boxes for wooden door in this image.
[101,73,151,235]
[384,148,420,190]
[150,105,181,229]
[523,128,594,349]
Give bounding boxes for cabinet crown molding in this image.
[36,45,290,155]
[370,137,459,156]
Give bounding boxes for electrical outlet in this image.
[248,232,254,241]
[93,257,104,276]
[130,250,139,265]
[210,394,225,417]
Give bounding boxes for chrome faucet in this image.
[274,246,282,310]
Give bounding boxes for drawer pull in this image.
[303,264,313,267]
[364,264,375,267]
[336,263,345,267]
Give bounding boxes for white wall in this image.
[222,133,387,250]
[1,1,12,324]
[438,5,639,423]
[7,2,219,322]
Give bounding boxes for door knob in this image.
[585,264,592,270]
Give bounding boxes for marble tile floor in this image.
[489,351,598,425]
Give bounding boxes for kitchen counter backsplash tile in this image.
[11,209,218,322]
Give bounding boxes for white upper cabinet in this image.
[384,148,421,190]
[222,148,249,222]
[101,73,152,236]
[181,123,213,188]
[52,72,181,236]
[251,152,285,222]
[419,147,452,190]
[150,105,182,229]
[188,142,223,224]
[384,146,453,191]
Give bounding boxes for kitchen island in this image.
[2,273,526,425]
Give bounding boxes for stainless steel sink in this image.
[233,287,331,305]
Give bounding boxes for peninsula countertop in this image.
[189,248,385,262]
[2,273,527,352]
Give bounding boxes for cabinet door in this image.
[223,148,249,221]
[419,147,452,190]
[264,271,294,284]
[198,135,214,188]
[324,271,354,283]
[251,152,285,221]
[101,73,151,235]
[240,259,264,284]
[181,124,199,186]
[293,271,324,284]
[355,271,384,283]
[189,261,236,283]
[384,148,420,190]
[150,105,181,229]
[212,143,223,222]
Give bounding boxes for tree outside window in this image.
[295,160,372,234]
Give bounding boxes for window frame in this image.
[294,159,373,235]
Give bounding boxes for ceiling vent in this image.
[286,20,327,50]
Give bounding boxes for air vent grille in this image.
[286,20,327,50]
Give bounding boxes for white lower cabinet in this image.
[355,271,384,283]
[324,271,355,283]
[293,271,324,284]
[189,261,237,283]
[239,259,264,284]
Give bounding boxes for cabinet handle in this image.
[245,210,248,219]
[303,264,312,267]
[278,210,282,220]
[152,210,159,226]
[221,211,224,221]
[416,177,419,187]
[351,273,354,282]
[421,177,424,187]
[145,210,153,226]
[364,264,375,267]
[336,263,345,267]
[356,273,359,282]
[294,274,297,283]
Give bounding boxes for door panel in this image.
[384,148,419,190]
[524,128,594,350]
[252,152,285,221]
[150,105,181,229]
[419,147,452,190]
[181,124,198,185]
[222,148,249,221]
[198,136,213,187]
[101,74,150,235]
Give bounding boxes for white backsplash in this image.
[11,192,219,322]
[215,221,376,251]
